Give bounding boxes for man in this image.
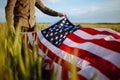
[5,0,66,32]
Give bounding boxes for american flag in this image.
[25,18,120,80]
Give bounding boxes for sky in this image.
[0,0,120,23]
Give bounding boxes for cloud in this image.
[103,0,120,12]
[69,6,100,16]
[43,0,59,4]
[109,0,120,6]
[69,0,120,18]
[68,0,120,23]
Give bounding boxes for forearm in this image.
[35,0,61,17]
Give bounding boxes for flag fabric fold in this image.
[24,18,120,80]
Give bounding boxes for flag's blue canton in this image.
[41,18,80,47]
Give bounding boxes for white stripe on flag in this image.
[104,35,120,42]
[74,30,110,40]
[94,28,120,34]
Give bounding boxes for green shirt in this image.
[5,0,61,28]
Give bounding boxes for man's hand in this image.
[59,13,67,18]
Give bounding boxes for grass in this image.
[0,22,120,80]
[0,23,42,80]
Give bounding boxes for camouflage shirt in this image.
[5,0,61,28]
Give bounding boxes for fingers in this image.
[59,13,67,18]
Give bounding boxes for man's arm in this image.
[35,0,64,17]
[5,0,16,27]
[5,0,16,33]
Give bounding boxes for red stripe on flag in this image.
[68,33,120,53]
[28,43,33,50]
[61,67,69,80]
[80,28,120,39]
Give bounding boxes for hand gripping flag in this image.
[24,18,120,80]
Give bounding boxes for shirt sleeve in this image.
[35,0,61,17]
[5,0,16,26]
